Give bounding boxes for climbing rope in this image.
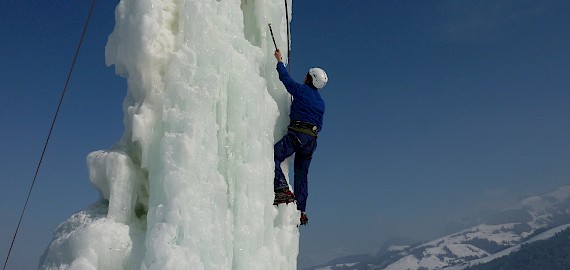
[2,0,97,269]
[284,0,291,72]
[284,0,293,104]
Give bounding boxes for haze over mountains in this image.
[305,185,570,270]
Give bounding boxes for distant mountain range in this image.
[304,185,570,270]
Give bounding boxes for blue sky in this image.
[1,1,570,269]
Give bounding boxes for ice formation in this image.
[39,0,299,269]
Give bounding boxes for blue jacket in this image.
[277,62,325,131]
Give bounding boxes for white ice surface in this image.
[40,0,299,269]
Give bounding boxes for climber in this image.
[272,49,328,226]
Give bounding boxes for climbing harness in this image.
[288,120,318,137]
[2,1,97,269]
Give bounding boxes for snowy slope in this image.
[444,223,570,269]
[305,185,570,270]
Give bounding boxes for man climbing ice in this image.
[272,49,328,226]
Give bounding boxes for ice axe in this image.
[268,23,278,51]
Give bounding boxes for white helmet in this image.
[309,67,328,89]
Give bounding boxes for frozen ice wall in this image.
[39,0,299,269]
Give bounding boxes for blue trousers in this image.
[274,130,317,212]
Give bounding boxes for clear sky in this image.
[1,1,570,269]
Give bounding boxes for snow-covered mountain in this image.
[306,185,570,270]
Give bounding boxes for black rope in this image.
[2,0,97,269]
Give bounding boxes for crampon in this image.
[273,188,295,205]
